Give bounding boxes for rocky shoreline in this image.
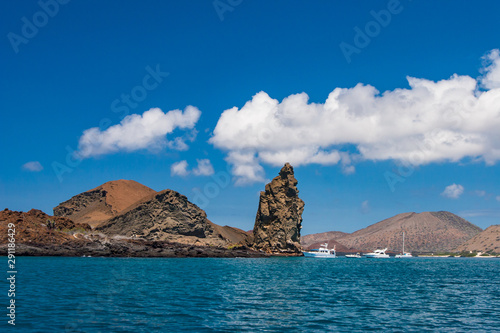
[0,239,267,258]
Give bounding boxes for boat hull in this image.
[302,252,336,258]
[363,254,390,258]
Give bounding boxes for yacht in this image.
[345,253,361,258]
[363,248,390,258]
[302,243,336,258]
[395,232,413,258]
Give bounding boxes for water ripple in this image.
[9,257,500,332]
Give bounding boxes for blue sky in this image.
[2,0,500,234]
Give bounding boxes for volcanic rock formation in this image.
[95,189,250,247]
[53,180,156,228]
[252,163,305,254]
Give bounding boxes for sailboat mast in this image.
[402,231,405,253]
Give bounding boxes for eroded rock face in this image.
[252,163,305,254]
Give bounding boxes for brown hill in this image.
[454,225,500,254]
[0,208,91,245]
[53,179,156,228]
[335,211,482,253]
[95,189,250,247]
[301,231,349,249]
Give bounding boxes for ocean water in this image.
[6,256,500,332]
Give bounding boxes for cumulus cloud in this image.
[78,106,201,158]
[22,161,43,172]
[441,184,464,199]
[171,159,214,177]
[226,151,265,185]
[193,159,214,176]
[171,160,189,177]
[211,49,500,184]
[481,49,500,89]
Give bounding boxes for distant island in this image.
[302,212,499,256]
[1,163,498,257]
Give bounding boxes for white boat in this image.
[345,253,361,258]
[363,248,390,258]
[395,232,413,258]
[302,243,336,258]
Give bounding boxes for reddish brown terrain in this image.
[0,208,91,243]
[303,211,482,253]
[0,208,91,248]
[454,225,500,254]
[53,180,156,228]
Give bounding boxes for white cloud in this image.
[193,159,214,176]
[78,106,201,158]
[226,151,265,185]
[441,184,464,199]
[481,49,500,89]
[211,49,500,184]
[474,190,486,197]
[22,161,43,172]
[171,160,189,177]
[171,159,215,177]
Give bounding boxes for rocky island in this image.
[1,178,261,257]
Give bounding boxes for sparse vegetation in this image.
[46,219,55,230]
[227,244,240,250]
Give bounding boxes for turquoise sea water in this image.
[5,257,500,332]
